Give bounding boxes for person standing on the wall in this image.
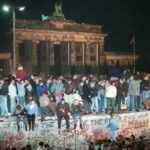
[128,75,140,111]
[89,79,99,114]
[8,77,18,115]
[105,81,117,113]
[36,80,48,98]
[117,78,128,111]
[141,75,150,103]
[16,64,27,80]
[0,77,9,117]
[56,98,70,134]
[71,99,83,130]
[83,78,92,114]
[64,78,74,108]
[16,79,26,107]
[39,93,50,121]
[51,78,64,105]
[25,96,38,131]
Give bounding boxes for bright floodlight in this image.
[3,5,10,12]
[18,6,25,11]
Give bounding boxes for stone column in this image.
[15,40,21,66]
[32,41,38,66]
[49,41,54,66]
[32,41,39,73]
[82,43,85,66]
[99,43,104,64]
[96,43,99,66]
[85,43,90,65]
[70,42,76,65]
[67,42,70,66]
[45,41,54,75]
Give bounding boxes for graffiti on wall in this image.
[119,112,150,137]
[0,111,150,149]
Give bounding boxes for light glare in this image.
[3,5,10,12]
[18,6,25,11]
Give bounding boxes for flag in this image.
[130,36,135,44]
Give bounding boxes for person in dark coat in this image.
[117,78,128,111]
[36,80,48,98]
[83,79,92,114]
[141,75,150,102]
[89,79,99,114]
[64,78,75,108]
[56,98,70,134]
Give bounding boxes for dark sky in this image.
[0,0,150,55]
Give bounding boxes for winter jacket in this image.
[36,85,48,97]
[108,115,120,131]
[64,82,74,95]
[0,82,8,96]
[141,80,150,91]
[105,85,117,98]
[117,83,128,97]
[25,102,38,116]
[17,83,25,97]
[89,83,98,97]
[51,82,64,95]
[128,80,140,96]
[83,83,91,99]
[8,83,17,99]
[16,70,26,80]
[56,102,70,118]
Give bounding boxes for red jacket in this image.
[16,70,27,80]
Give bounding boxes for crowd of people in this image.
[0,65,150,133]
[2,134,150,150]
[88,134,150,150]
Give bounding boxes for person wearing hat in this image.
[56,98,70,134]
[71,99,83,130]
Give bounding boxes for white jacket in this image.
[105,85,117,98]
[8,83,17,99]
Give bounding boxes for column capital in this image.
[32,40,39,44]
[16,40,22,44]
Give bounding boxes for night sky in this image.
[0,0,150,55]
